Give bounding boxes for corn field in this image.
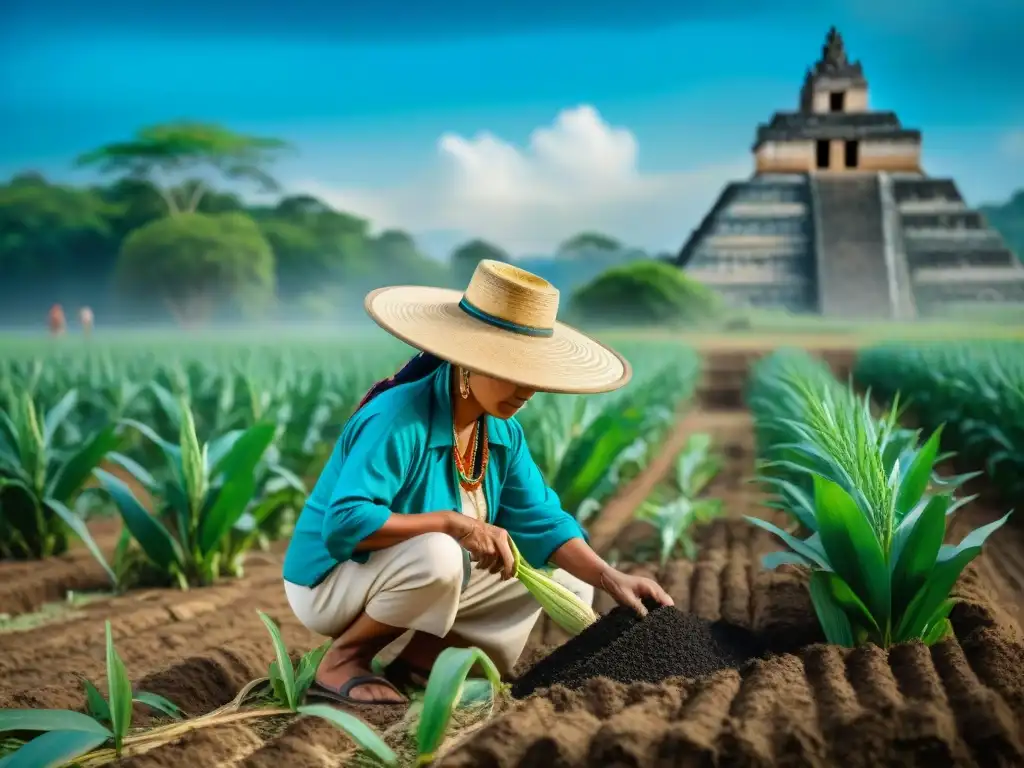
[0,335,700,590]
[854,340,1024,503]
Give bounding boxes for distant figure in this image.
[48,304,66,336]
[80,306,94,337]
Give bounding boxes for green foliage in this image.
[516,347,700,524]
[979,188,1024,262]
[94,394,278,588]
[635,433,725,564]
[557,231,622,254]
[855,341,1024,503]
[0,620,181,766]
[116,212,275,324]
[0,387,120,562]
[450,239,509,285]
[569,259,724,327]
[77,122,288,215]
[415,647,504,765]
[744,349,1012,648]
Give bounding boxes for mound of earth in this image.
[512,601,764,698]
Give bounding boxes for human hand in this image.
[598,567,674,617]
[446,514,516,581]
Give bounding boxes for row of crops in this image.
[0,334,702,766]
[0,335,700,588]
[746,346,1015,648]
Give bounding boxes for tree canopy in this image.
[77,122,288,216]
[450,239,510,286]
[569,259,724,327]
[117,212,275,325]
[557,231,622,255]
[980,188,1024,262]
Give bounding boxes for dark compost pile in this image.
[512,600,765,698]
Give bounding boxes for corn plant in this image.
[634,433,724,564]
[0,621,181,765]
[518,351,700,524]
[745,349,1012,648]
[93,398,278,588]
[855,341,1024,502]
[0,387,122,564]
[507,536,597,635]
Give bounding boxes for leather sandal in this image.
[384,657,432,693]
[307,675,406,706]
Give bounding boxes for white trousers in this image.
[284,532,594,675]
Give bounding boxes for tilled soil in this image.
[3,397,1024,767]
[441,451,1024,768]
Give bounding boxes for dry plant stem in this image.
[75,707,292,766]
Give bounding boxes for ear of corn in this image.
[745,349,1012,648]
[506,535,597,636]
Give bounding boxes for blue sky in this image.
[2,0,1022,256]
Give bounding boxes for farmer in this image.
[48,303,66,336]
[283,259,674,706]
[80,306,94,336]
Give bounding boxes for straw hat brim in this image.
[365,286,632,394]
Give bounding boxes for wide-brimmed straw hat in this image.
[364,259,631,394]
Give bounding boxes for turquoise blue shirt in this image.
[283,361,587,587]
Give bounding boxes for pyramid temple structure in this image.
[673,27,1024,318]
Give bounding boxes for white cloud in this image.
[999,129,1024,160]
[295,105,746,256]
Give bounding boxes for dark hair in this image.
[355,352,446,412]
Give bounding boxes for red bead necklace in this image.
[453,418,488,492]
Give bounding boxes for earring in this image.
[459,368,471,399]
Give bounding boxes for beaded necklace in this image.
[453,417,488,492]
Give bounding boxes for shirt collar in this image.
[427,361,509,449]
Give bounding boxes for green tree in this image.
[116,212,275,325]
[78,122,288,216]
[980,189,1024,262]
[0,174,119,319]
[557,231,622,255]
[451,239,509,286]
[569,259,724,327]
[256,195,370,299]
[368,230,451,286]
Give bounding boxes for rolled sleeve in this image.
[321,413,414,563]
[497,421,587,569]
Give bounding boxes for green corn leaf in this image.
[48,425,122,503]
[204,430,245,474]
[808,571,854,647]
[896,511,1013,641]
[104,621,133,753]
[132,692,183,720]
[45,499,116,586]
[756,475,818,531]
[104,452,158,491]
[296,705,396,765]
[0,729,109,768]
[416,646,503,765]
[822,571,880,633]
[0,710,110,736]
[295,642,331,702]
[922,617,953,645]
[42,390,79,448]
[744,516,832,570]
[890,494,948,618]
[179,404,206,514]
[94,469,182,572]
[812,475,891,627]
[761,551,811,570]
[198,424,276,553]
[258,611,297,710]
[81,679,110,724]
[894,427,943,519]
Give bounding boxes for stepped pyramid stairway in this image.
[811,174,895,318]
